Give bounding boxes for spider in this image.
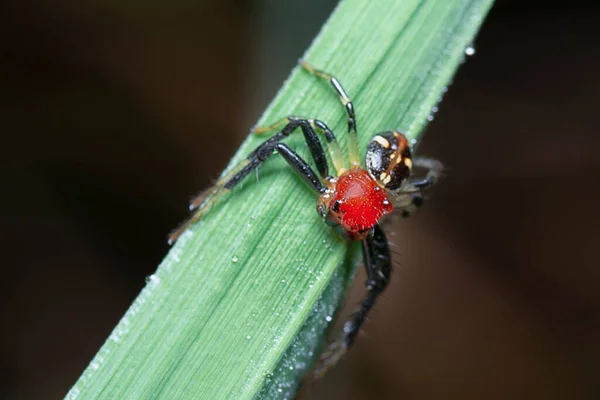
[168,60,443,378]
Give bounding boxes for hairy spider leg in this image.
[398,156,444,193]
[168,131,327,245]
[395,193,425,218]
[388,156,443,217]
[252,116,346,176]
[313,224,392,379]
[187,120,334,213]
[300,60,361,169]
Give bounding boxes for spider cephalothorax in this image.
[169,60,442,380]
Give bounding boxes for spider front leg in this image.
[404,156,444,191]
[389,156,443,218]
[300,60,361,168]
[168,135,326,244]
[253,116,347,175]
[313,224,392,379]
[250,118,331,179]
[395,192,425,218]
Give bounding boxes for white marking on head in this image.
[373,136,390,148]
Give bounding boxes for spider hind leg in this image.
[313,224,391,379]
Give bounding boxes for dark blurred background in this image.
[1,0,599,399]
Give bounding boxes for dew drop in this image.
[465,45,476,56]
[325,316,332,322]
[232,255,239,263]
[246,335,251,340]
[296,361,306,369]
[145,274,160,285]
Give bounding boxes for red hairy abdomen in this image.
[331,169,392,235]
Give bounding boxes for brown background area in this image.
[1,0,599,399]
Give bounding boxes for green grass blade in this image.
[67,0,494,398]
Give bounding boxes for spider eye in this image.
[365,131,412,190]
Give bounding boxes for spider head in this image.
[365,131,413,191]
[317,169,393,241]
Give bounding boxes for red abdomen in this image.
[325,169,392,239]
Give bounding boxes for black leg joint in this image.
[313,119,338,143]
[346,103,357,132]
[275,143,324,193]
[297,120,329,178]
[264,117,330,180]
